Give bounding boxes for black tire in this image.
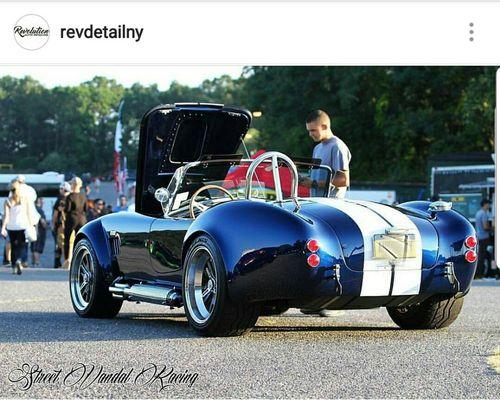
[260,304,289,316]
[69,238,122,318]
[183,235,259,336]
[387,295,464,329]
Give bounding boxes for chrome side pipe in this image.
[110,283,182,307]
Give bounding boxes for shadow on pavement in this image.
[0,310,408,343]
[0,311,196,343]
[252,325,400,334]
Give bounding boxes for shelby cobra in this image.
[70,103,478,336]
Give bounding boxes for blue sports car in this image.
[69,103,478,336]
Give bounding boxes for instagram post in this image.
[0,2,499,399]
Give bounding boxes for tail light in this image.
[306,239,320,253]
[464,235,477,248]
[464,250,477,263]
[307,253,320,268]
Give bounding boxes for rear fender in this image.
[400,201,477,294]
[185,200,345,303]
[76,219,116,283]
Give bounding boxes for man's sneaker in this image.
[300,308,344,317]
[319,310,345,318]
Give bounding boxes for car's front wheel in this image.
[69,238,122,318]
[183,235,259,336]
[387,295,464,329]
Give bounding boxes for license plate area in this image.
[373,232,416,260]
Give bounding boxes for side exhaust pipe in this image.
[110,283,182,307]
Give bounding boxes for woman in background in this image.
[0,184,35,275]
[63,177,87,269]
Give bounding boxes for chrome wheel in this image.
[70,246,94,311]
[184,246,218,324]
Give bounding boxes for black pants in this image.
[476,238,491,278]
[7,230,27,267]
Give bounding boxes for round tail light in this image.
[307,254,320,268]
[306,239,320,253]
[464,250,477,263]
[464,236,477,248]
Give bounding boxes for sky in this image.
[0,65,245,89]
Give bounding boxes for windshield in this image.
[164,159,332,215]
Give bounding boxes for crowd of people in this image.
[1,175,132,274]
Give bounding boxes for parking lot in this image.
[0,267,499,399]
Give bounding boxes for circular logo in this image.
[13,14,50,50]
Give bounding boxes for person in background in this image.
[113,195,128,212]
[1,209,11,267]
[63,177,87,269]
[13,176,39,267]
[300,110,351,318]
[475,199,492,279]
[1,185,37,275]
[30,197,47,267]
[87,198,107,221]
[2,234,11,267]
[16,174,37,203]
[301,109,351,198]
[93,177,101,194]
[52,182,71,268]
[127,182,136,212]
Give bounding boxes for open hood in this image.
[136,103,252,215]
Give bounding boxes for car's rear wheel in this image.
[387,295,464,329]
[70,238,122,318]
[183,235,259,336]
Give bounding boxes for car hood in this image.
[136,103,252,215]
[139,103,251,172]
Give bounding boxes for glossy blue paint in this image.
[294,201,364,296]
[400,201,477,294]
[79,196,477,308]
[186,199,347,302]
[405,214,439,269]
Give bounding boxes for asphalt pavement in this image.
[0,267,499,399]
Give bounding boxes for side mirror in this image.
[154,187,170,204]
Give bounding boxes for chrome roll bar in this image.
[244,151,299,206]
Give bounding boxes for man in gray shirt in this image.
[300,110,351,318]
[304,109,351,198]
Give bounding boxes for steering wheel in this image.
[189,184,235,219]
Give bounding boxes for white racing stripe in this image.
[311,198,422,296]
[345,200,423,296]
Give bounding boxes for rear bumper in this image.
[228,252,473,307]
